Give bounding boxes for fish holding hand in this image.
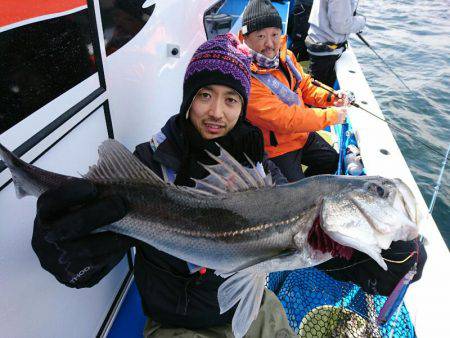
[0,140,422,338]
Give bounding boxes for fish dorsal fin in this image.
[191,144,273,195]
[84,139,165,186]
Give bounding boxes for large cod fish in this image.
[0,140,420,337]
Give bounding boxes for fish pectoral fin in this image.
[84,140,165,186]
[218,249,334,338]
[218,271,266,338]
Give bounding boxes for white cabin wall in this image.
[105,0,216,149]
[0,108,129,338]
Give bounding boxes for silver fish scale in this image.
[100,182,317,271]
[99,175,399,273]
[109,211,301,272]
[110,182,314,239]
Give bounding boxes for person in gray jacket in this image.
[306,0,366,86]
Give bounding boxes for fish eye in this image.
[368,183,386,198]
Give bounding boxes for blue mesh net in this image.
[267,268,414,337]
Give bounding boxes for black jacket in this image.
[132,115,286,328]
[133,142,231,328]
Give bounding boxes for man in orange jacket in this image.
[240,0,349,182]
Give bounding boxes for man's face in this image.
[244,27,282,59]
[189,84,243,140]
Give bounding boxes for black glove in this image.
[317,240,427,296]
[32,179,131,288]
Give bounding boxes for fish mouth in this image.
[307,211,354,260]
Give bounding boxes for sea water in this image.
[351,0,449,248]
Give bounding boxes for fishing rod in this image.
[428,143,450,213]
[348,32,450,207]
[352,0,409,91]
[311,79,445,157]
[355,33,445,118]
[356,33,413,93]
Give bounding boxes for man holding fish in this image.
[29,33,296,337]
[0,33,426,338]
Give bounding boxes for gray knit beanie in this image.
[241,0,282,35]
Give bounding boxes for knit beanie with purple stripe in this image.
[181,33,252,118]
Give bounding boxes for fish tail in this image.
[0,143,71,198]
[0,143,16,169]
[0,143,29,198]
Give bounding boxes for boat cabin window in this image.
[0,5,98,134]
[99,0,155,56]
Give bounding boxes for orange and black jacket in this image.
[244,35,341,158]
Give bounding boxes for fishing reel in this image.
[345,90,356,105]
[331,88,356,106]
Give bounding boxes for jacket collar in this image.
[152,115,185,171]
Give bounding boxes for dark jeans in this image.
[270,132,339,182]
[289,2,313,61]
[308,53,341,87]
